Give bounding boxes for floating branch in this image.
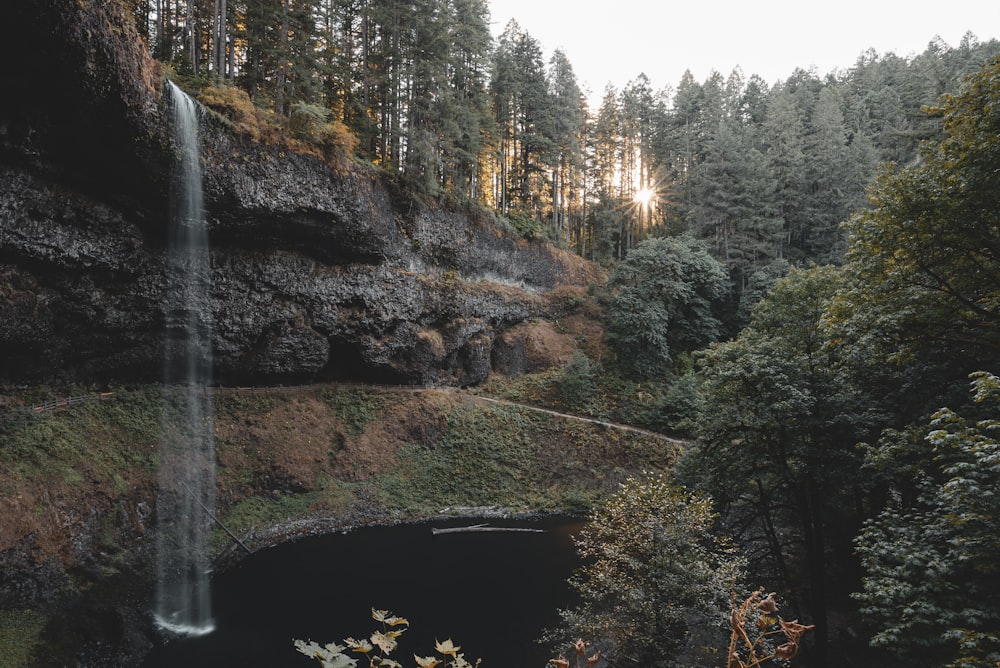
[431,524,547,535]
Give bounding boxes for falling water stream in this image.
[155,81,216,636]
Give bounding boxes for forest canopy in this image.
[132,0,999,313]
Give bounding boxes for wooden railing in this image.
[28,392,115,413]
[22,382,431,413]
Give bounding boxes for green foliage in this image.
[295,608,478,668]
[289,101,332,136]
[0,389,160,489]
[289,101,359,162]
[376,396,675,515]
[735,259,789,325]
[377,403,539,512]
[605,235,728,379]
[855,372,1000,667]
[831,57,1000,394]
[198,84,281,143]
[639,370,701,436]
[0,608,45,667]
[197,84,358,166]
[321,388,391,440]
[682,265,877,655]
[690,266,863,481]
[557,351,597,411]
[217,478,356,549]
[548,473,744,667]
[474,360,698,436]
[215,392,280,418]
[503,208,542,239]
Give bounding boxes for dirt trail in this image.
[467,394,687,445]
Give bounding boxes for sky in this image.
[487,0,1000,103]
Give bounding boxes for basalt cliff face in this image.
[0,0,601,389]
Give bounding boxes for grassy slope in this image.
[0,381,681,661]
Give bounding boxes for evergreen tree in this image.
[545,49,586,241]
[618,75,663,251]
[489,21,553,216]
[801,86,857,262]
[240,0,323,115]
[581,86,625,261]
[762,85,806,260]
[403,0,450,193]
[440,0,493,199]
[589,85,622,201]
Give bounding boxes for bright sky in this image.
[487,0,1000,103]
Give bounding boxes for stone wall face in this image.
[0,0,602,388]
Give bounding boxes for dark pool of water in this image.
[142,516,583,668]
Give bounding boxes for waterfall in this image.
[154,81,216,636]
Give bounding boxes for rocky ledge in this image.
[0,0,602,388]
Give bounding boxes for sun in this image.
[633,187,655,207]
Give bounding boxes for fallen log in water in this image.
[431,524,546,535]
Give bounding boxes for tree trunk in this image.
[551,164,560,231]
[186,0,196,72]
[212,0,221,80]
[756,479,795,596]
[796,478,828,666]
[274,0,290,116]
[220,0,228,80]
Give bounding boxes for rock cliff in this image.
[0,0,601,389]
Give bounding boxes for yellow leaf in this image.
[371,608,408,627]
[414,656,442,668]
[371,630,398,654]
[345,637,373,653]
[435,639,461,656]
[451,653,473,668]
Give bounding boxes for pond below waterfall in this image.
[142,515,584,668]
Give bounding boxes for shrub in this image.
[505,208,542,240]
[198,84,273,142]
[558,351,597,411]
[546,473,745,667]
